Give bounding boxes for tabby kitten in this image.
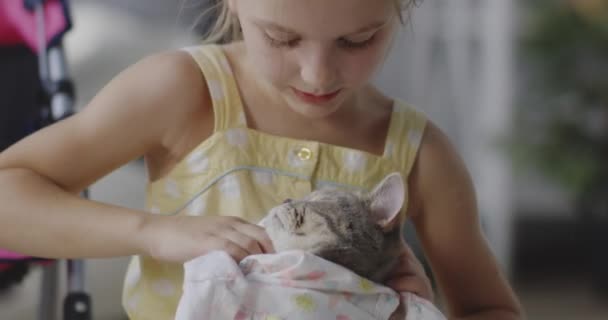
[264,172,406,283]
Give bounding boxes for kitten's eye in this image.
[283,198,293,204]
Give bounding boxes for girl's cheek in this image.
[340,51,386,85]
[340,31,396,85]
[257,52,292,86]
[241,33,293,85]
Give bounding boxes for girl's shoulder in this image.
[406,120,470,218]
[129,49,213,112]
[113,50,216,180]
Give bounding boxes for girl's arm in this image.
[0,51,212,259]
[409,122,523,319]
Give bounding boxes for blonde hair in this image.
[198,0,420,44]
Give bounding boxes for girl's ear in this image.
[369,172,405,230]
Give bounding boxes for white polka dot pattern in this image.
[384,141,395,157]
[288,150,306,168]
[237,112,247,126]
[225,128,248,147]
[165,179,181,199]
[220,57,233,75]
[152,279,177,297]
[187,150,210,174]
[126,293,142,313]
[253,171,274,186]
[314,182,339,191]
[219,174,241,198]
[186,196,207,216]
[124,257,141,289]
[343,151,366,172]
[408,129,423,149]
[206,79,224,101]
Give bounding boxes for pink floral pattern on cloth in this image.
[175,251,446,320]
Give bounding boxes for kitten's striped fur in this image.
[264,173,405,283]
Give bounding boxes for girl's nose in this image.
[300,48,336,90]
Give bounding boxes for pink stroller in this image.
[0,1,91,319]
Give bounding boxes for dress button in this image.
[297,147,313,161]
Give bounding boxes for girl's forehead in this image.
[237,0,396,36]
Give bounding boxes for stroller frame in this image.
[5,1,93,319]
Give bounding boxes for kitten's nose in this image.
[283,198,293,204]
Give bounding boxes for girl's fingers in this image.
[386,243,434,301]
[387,275,434,302]
[399,244,424,267]
[398,255,425,275]
[389,248,425,278]
[218,229,264,256]
[207,237,250,262]
[232,222,276,254]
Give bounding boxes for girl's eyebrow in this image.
[253,19,389,36]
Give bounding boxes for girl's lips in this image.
[291,87,342,104]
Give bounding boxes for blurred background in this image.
[0,0,607,319]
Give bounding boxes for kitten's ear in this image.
[369,173,405,229]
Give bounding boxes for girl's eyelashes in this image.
[337,34,376,50]
[263,32,300,48]
[263,32,377,50]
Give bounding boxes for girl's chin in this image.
[287,101,342,119]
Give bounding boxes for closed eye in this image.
[263,33,377,51]
[264,33,300,48]
[337,35,376,50]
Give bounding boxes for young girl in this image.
[0,0,522,319]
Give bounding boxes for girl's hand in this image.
[385,243,434,302]
[138,215,275,263]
